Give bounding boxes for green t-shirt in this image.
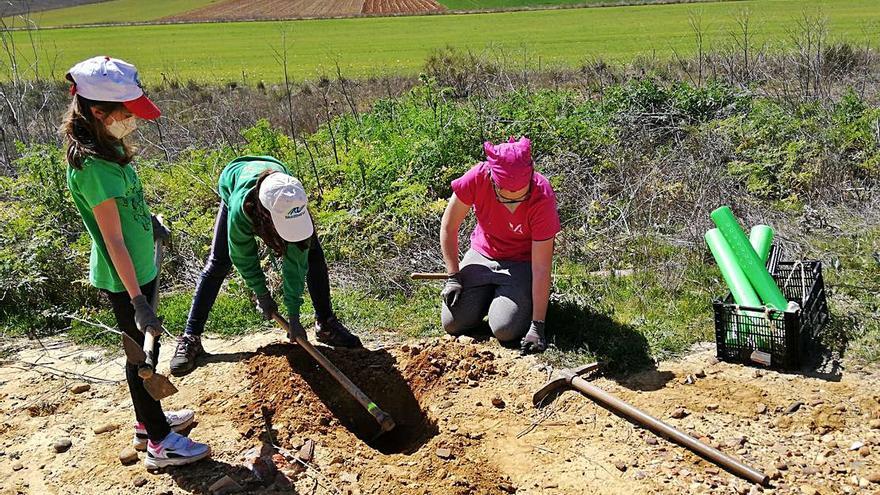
[67,156,157,293]
[218,156,309,318]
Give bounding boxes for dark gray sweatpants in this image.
[441,249,532,344]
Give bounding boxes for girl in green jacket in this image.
[63,56,210,469]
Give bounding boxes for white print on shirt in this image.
[509,223,523,234]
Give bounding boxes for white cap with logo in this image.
[258,173,314,242]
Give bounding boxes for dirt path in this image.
[1,331,878,494]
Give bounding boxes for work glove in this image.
[287,317,307,342]
[255,292,279,320]
[131,294,161,334]
[520,320,547,355]
[440,273,463,307]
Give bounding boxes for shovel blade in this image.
[144,373,178,401]
[121,333,146,364]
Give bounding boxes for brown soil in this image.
[1,332,879,494]
[361,0,444,15]
[166,0,366,22]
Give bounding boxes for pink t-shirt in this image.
[451,162,561,262]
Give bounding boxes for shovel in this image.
[119,215,178,401]
[272,313,396,435]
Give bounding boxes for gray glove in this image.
[255,292,278,320]
[440,273,463,307]
[131,295,161,333]
[288,317,307,342]
[520,320,547,354]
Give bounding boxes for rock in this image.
[438,400,454,410]
[775,462,788,471]
[800,485,819,495]
[119,446,139,465]
[645,437,658,446]
[12,461,23,471]
[707,356,720,365]
[133,476,147,488]
[867,472,880,483]
[297,439,315,463]
[850,441,864,451]
[786,401,804,415]
[93,423,118,435]
[756,403,768,415]
[634,471,647,480]
[70,383,90,394]
[53,438,72,453]
[695,369,706,378]
[870,419,880,430]
[859,446,871,457]
[436,447,452,459]
[491,397,505,409]
[706,404,719,411]
[670,408,688,419]
[456,335,475,345]
[208,475,242,494]
[498,481,517,493]
[339,472,359,483]
[727,436,746,448]
[614,461,627,472]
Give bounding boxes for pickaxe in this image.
[533,363,769,486]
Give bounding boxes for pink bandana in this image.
[484,137,533,191]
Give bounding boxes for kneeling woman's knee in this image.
[489,316,529,343]
[441,307,466,336]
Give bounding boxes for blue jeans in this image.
[184,202,335,335]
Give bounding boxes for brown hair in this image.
[60,74,134,169]
[244,170,288,257]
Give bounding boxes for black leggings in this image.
[184,202,335,335]
[104,278,171,442]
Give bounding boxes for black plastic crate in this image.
[712,251,829,370]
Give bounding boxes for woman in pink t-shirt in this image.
[440,137,561,353]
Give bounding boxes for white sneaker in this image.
[144,432,210,470]
[132,409,196,451]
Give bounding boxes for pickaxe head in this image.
[532,362,602,408]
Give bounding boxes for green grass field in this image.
[438,0,650,9]
[5,0,879,83]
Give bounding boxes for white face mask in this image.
[106,116,137,139]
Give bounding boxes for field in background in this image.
[5,0,879,83]
[3,0,715,27]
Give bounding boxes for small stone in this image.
[645,437,658,446]
[727,436,746,448]
[865,472,880,483]
[670,408,688,419]
[498,482,516,493]
[786,401,804,414]
[436,447,452,459]
[70,383,90,394]
[456,335,475,345]
[768,469,782,480]
[208,474,242,494]
[775,462,788,471]
[468,380,479,387]
[491,397,505,409]
[695,369,706,378]
[859,446,870,457]
[93,423,118,435]
[870,419,880,430]
[800,485,819,495]
[438,400,454,410]
[119,447,139,465]
[706,404,719,411]
[707,356,720,365]
[614,461,627,472]
[297,439,315,463]
[339,472,359,483]
[755,403,768,415]
[850,441,864,451]
[634,471,647,480]
[53,438,72,453]
[133,477,147,488]
[12,461,23,471]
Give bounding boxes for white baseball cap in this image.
[258,173,314,243]
[67,56,160,120]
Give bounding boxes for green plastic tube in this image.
[750,225,774,263]
[705,229,761,307]
[711,206,788,311]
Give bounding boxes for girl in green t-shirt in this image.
[62,56,210,470]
